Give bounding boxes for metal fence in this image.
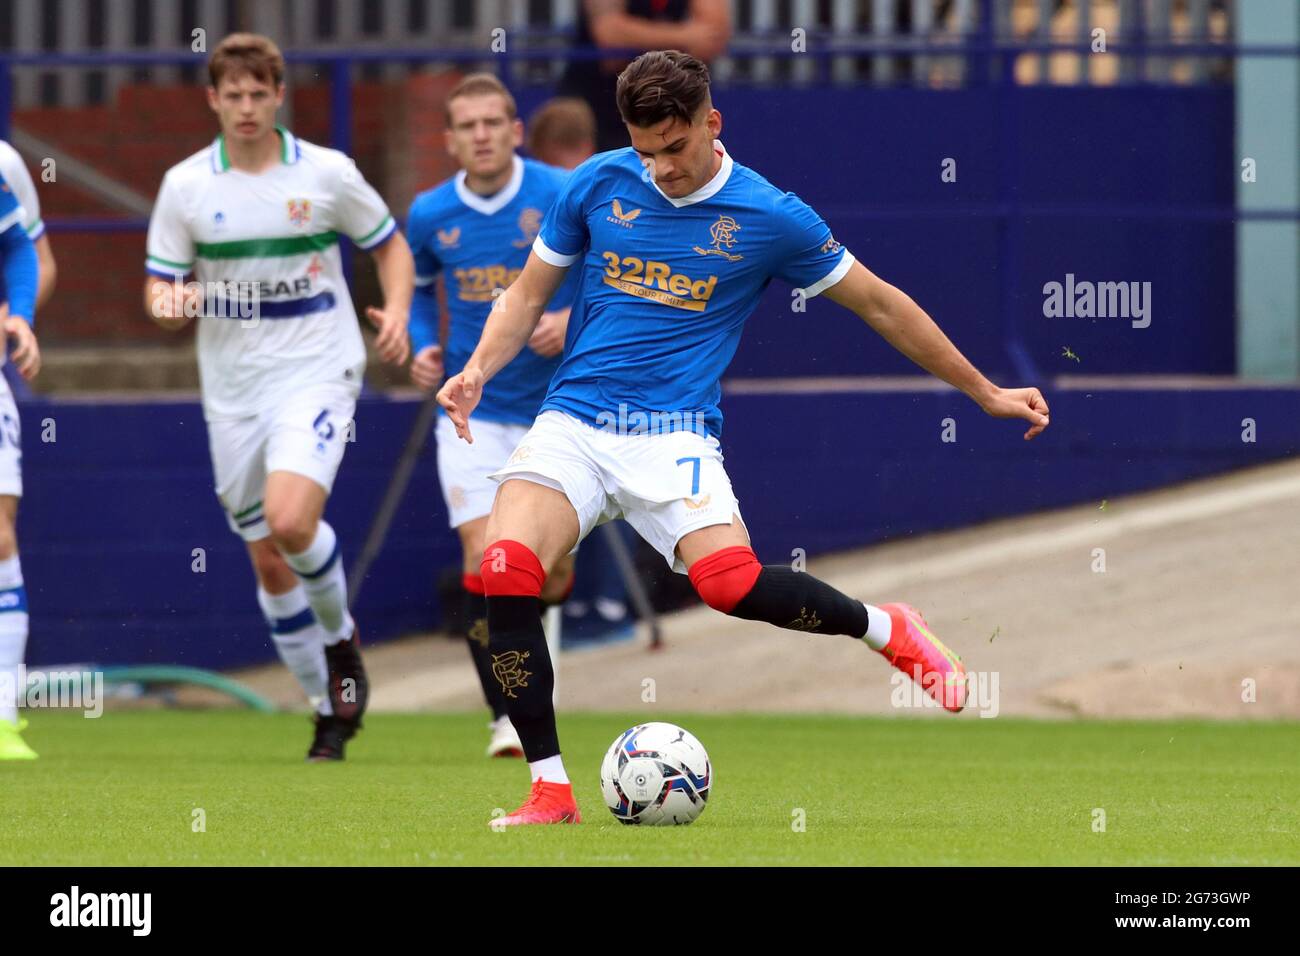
[0,0,1238,109]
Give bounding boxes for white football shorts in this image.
[434,411,531,529]
[487,409,745,574]
[0,375,21,498]
[207,380,358,541]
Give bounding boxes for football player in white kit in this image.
[0,142,52,760]
[144,34,415,760]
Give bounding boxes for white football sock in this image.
[257,586,331,715]
[529,754,570,785]
[0,555,28,724]
[282,521,355,643]
[862,602,893,651]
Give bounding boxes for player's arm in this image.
[0,222,40,379]
[527,306,570,358]
[586,0,731,61]
[33,235,56,309]
[822,260,1050,440]
[437,253,569,441]
[406,201,445,390]
[0,143,56,308]
[363,230,414,366]
[144,171,197,331]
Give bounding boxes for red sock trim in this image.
[461,572,485,595]
[480,539,545,597]
[687,545,762,614]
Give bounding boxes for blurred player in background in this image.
[144,34,414,761]
[0,158,45,759]
[0,141,57,310]
[526,98,596,171]
[439,51,1051,825]
[407,74,577,758]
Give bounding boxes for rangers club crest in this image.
[491,650,532,699]
[693,214,743,262]
[287,198,312,227]
[512,207,542,248]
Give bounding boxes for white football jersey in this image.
[146,127,396,420]
[0,139,45,239]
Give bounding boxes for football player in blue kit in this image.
[438,52,1050,825]
[408,74,579,758]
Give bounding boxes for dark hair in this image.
[444,72,518,124]
[208,33,284,88]
[616,50,711,128]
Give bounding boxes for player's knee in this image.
[480,539,546,597]
[688,545,762,614]
[0,520,16,561]
[265,509,315,554]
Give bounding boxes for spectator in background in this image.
[526,98,597,170]
[558,0,730,153]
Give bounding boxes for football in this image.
[600,722,712,825]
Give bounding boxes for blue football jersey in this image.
[533,142,853,440]
[407,155,578,426]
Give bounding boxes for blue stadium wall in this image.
[22,84,1280,669]
[513,84,1237,380]
[21,387,1299,669]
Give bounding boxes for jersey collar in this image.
[455,154,525,215]
[212,125,301,174]
[651,140,733,208]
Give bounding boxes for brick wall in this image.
[13,70,462,354]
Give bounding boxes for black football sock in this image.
[728,567,869,637]
[463,588,509,720]
[486,595,558,761]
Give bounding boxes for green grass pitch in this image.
[2,711,1295,866]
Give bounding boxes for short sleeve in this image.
[533,167,589,266]
[770,193,855,298]
[331,156,397,250]
[405,196,443,289]
[0,143,43,239]
[145,172,195,279]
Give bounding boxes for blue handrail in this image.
[0,39,1293,70]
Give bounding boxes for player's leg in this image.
[539,552,576,605]
[455,514,521,756]
[621,429,967,712]
[0,494,36,759]
[263,469,369,725]
[210,413,347,758]
[481,477,580,748]
[477,411,614,824]
[462,519,575,758]
[436,413,537,757]
[247,536,330,713]
[260,385,369,752]
[676,519,967,711]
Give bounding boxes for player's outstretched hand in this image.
[365,305,410,366]
[528,309,567,357]
[436,366,484,443]
[980,386,1050,440]
[410,344,444,391]
[5,316,41,380]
